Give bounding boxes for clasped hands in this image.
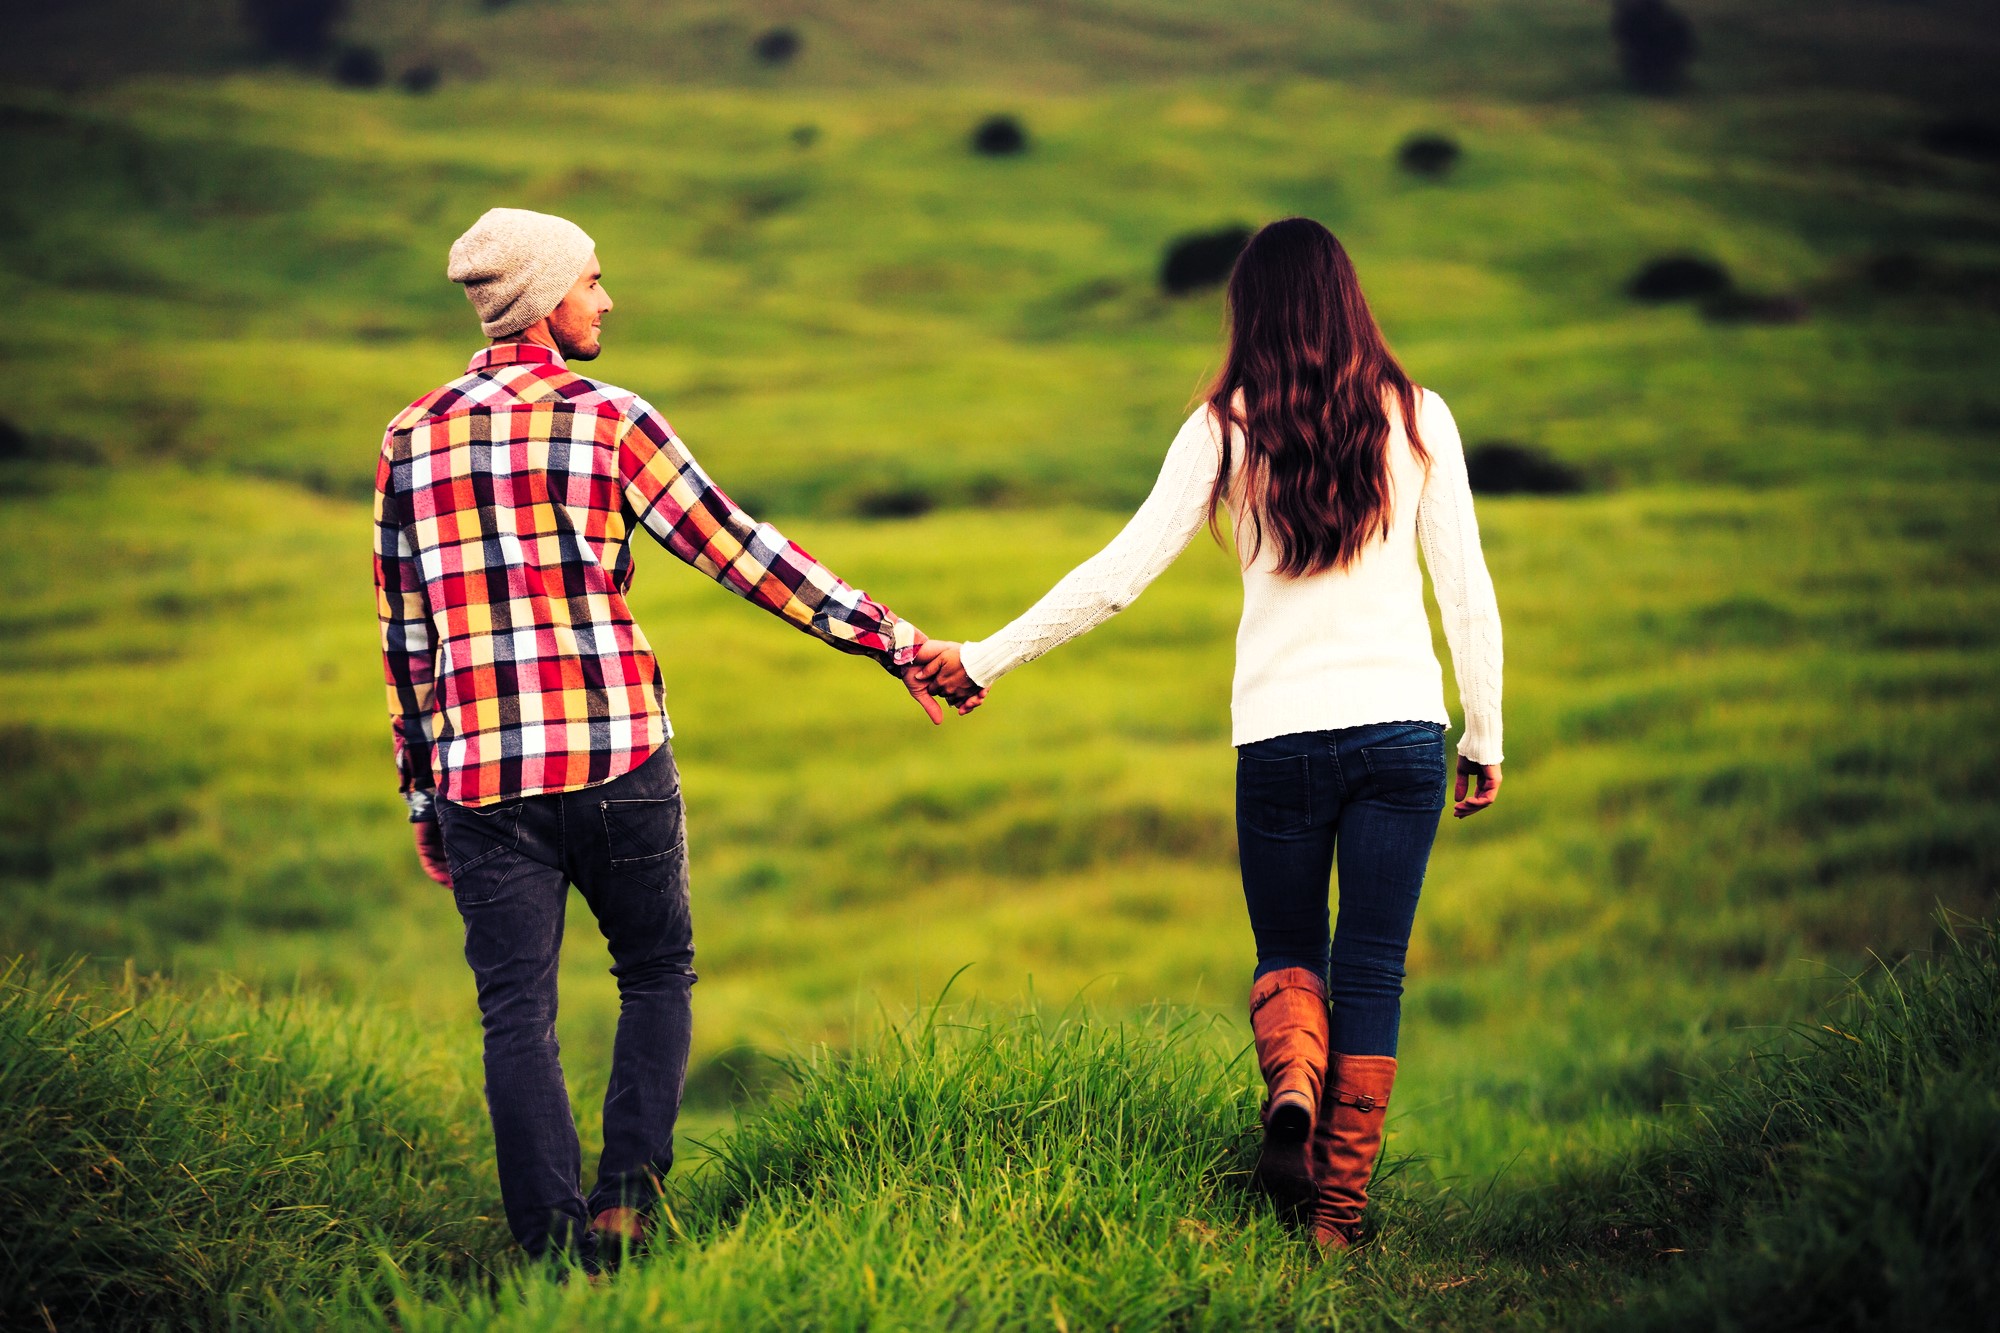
[899,636,985,725]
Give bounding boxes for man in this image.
[373,207,975,1270]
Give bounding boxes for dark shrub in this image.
[1702,292,1809,325]
[1627,255,1731,302]
[971,114,1028,156]
[399,64,440,95]
[1921,118,2000,163]
[684,1044,792,1108]
[1863,251,1927,294]
[854,486,935,519]
[753,26,801,65]
[1612,0,1697,95]
[241,0,346,62]
[0,417,27,461]
[791,123,820,148]
[1465,442,1587,496]
[1398,133,1461,178]
[1160,225,1253,296]
[332,44,384,88]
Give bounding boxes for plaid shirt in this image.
[374,343,919,807]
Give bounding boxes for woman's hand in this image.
[909,641,985,710]
[1453,757,1501,819]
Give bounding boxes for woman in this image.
[914,217,1503,1250]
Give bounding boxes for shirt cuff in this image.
[883,617,921,673]
[404,788,438,823]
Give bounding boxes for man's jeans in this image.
[436,743,695,1262]
[1236,722,1447,1058]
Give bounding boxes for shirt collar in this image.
[468,342,567,373]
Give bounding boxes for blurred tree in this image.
[400,64,441,95]
[333,45,384,89]
[971,114,1028,156]
[1464,442,1586,495]
[754,27,801,66]
[1398,132,1461,177]
[242,0,346,63]
[1612,0,1697,95]
[1160,226,1253,296]
[1627,255,1731,302]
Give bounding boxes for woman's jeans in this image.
[1236,722,1447,1058]
[436,743,695,1264]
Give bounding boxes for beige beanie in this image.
[447,208,596,338]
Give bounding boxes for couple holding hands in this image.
[373,207,1501,1271]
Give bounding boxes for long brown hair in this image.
[1205,218,1425,577]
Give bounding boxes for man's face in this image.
[547,252,613,360]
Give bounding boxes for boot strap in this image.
[1248,981,1323,1018]
[1329,1090,1381,1112]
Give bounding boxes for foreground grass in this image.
[5,919,1993,1329]
[0,962,504,1329]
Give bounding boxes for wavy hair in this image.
[1206,218,1425,577]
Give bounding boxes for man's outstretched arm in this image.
[616,398,961,720]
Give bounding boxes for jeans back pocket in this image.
[1237,751,1313,836]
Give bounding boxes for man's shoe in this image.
[590,1206,650,1271]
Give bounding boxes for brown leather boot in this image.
[1248,967,1330,1214]
[1309,1053,1397,1251]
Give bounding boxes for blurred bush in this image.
[1464,441,1587,496]
[971,113,1028,156]
[1159,225,1252,295]
[1921,117,2000,163]
[1701,291,1809,325]
[332,44,383,89]
[241,0,345,63]
[1612,0,1697,95]
[852,485,936,519]
[400,63,441,95]
[1626,254,1731,302]
[1397,132,1461,178]
[754,26,801,66]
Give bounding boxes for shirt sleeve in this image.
[373,444,439,795]
[958,405,1222,687]
[616,398,919,672]
[1413,391,1505,764]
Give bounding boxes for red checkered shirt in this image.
[374,343,919,806]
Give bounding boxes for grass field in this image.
[3,0,1998,1325]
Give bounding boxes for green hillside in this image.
[2,0,1998,1325]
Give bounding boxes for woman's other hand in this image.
[1453,757,1501,818]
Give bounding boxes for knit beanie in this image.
[446,208,597,338]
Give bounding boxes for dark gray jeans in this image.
[437,742,695,1264]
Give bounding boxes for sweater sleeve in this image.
[959,406,1223,687]
[1413,391,1505,764]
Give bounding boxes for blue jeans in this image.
[436,743,695,1265]
[1236,722,1447,1058]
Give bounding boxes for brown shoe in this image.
[1248,967,1330,1214]
[1309,1053,1397,1251]
[590,1206,649,1271]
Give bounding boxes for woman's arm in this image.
[953,406,1224,689]
[1414,391,1505,767]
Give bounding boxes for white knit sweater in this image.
[960,389,1504,763]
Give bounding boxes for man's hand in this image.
[902,660,946,725]
[414,816,453,886]
[1453,757,1502,819]
[908,640,983,707]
